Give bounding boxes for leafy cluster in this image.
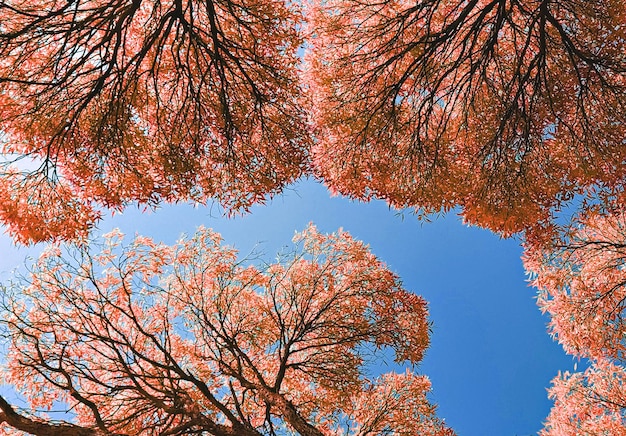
[525,212,626,434]
[0,225,452,435]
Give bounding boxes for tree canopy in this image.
[1,0,626,433]
[1,0,625,242]
[0,225,453,436]
[525,210,626,433]
[309,0,626,236]
[0,0,310,243]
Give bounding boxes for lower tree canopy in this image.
[525,210,626,434]
[0,225,453,436]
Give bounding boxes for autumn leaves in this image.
[0,226,453,435]
[0,0,626,434]
[525,213,626,433]
[1,1,624,244]
[309,0,626,238]
[0,0,310,242]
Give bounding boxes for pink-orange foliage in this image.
[307,0,626,235]
[0,0,310,243]
[0,224,453,436]
[541,360,626,435]
[525,210,626,432]
[2,1,626,244]
[526,211,626,362]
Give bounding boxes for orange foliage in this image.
[3,2,626,431]
[526,211,626,362]
[525,210,626,432]
[0,0,310,243]
[1,1,626,242]
[0,225,453,435]
[308,0,626,235]
[1,1,626,243]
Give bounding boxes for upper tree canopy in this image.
[0,225,453,435]
[309,0,626,236]
[0,0,310,242]
[1,0,625,243]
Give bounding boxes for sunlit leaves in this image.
[0,0,310,243]
[542,361,626,435]
[525,210,626,432]
[0,224,452,435]
[308,0,626,235]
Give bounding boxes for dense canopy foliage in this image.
[1,0,625,242]
[1,0,626,433]
[309,0,626,235]
[0,225,453,436]
[0,0,309,243]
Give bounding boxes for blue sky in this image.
[0,177,577,435]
